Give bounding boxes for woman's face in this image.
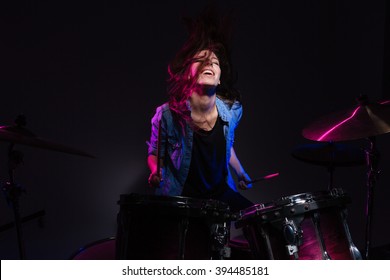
[189,50,221,88]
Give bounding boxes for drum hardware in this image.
[330,187,345,197]
[0,115,95,259]
[302,95,390,259]
[363,136,380,260]
[210,222,231,259]
[3,143,27,259]
[339,207,363,260]
[0,209,45,233]
[236,189,360,260]
[261,226,274,259]
[0,115,96,158]
[291,142,365,190]
[312,212,331,260]
[282,218,303,259]
[178,217,190,259]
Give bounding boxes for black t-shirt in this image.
[182,116,228,198]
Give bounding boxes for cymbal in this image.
[0,125,95,158]
[302,97,390,142]
[291,142,365,167]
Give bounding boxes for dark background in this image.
[1,0,389,259]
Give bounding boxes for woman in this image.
[147,34,253,212]
[147,4,254,213]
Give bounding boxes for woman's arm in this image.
[229,147,252,190]
[147,154,162,187]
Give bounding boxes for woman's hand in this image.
[238,172,252,190]
[147,154,163,188]
[148,171,162,188]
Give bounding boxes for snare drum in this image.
[235,188,362,260]
[116,193,232,259]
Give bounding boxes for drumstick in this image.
[246,172,279,184]
[156,119,162,178]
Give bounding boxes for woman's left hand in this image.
[238,172,252,190]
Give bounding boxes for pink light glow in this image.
[264,172,280,179]
[317,106,361,141]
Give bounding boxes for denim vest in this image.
[147,97,242,196]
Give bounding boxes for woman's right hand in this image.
[148,172,162,188]
[147,154,163,188]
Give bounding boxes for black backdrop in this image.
[1,0,389,259]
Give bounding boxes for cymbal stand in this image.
[327,143,336,191]
[327,164,335,191]
[364,136,380,260]
[2,143,26,259]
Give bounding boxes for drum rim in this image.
[276,188,347,205]
[235,188,350,227]
[118,193,230,210]
[69,237,116,260]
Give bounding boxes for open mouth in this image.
[201,69,214,76]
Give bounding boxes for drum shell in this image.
[116,194,231,260]
[228,236,254,260]
[235,189,360,260]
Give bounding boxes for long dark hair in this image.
[167,5,241,127]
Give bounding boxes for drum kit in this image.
[114,189,360,260]
[3,94,390,260]
[113,95,390,260]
